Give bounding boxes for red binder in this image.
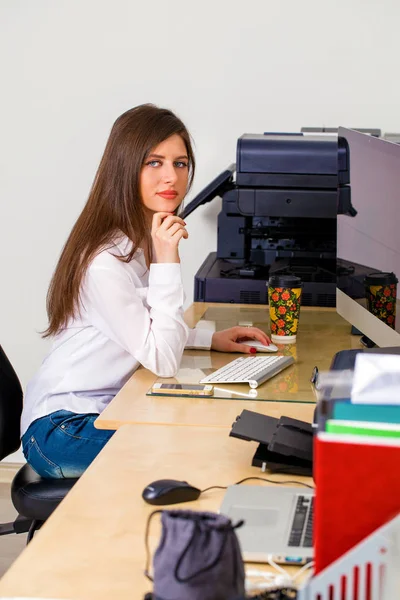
[314,433,400,574]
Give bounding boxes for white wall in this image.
[1,0,399,461]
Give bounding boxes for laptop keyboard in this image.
[200,355,294,389]
[288,495,314,548]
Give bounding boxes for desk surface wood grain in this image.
[0,424,313,599]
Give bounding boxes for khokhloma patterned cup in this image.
[364,272,398,329]
[268,275,303,343]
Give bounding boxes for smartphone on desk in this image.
[151,383,214,396]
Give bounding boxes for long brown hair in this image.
[44,104,195,338]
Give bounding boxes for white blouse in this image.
[21,235,213,435]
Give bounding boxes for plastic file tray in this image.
[298,514,400,600]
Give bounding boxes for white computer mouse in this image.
[241,340,278,352]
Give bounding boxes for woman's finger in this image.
[233,327,271,345]
[231,342,258,354]
[159,215,186,230]
[157,222,183,238]
[152,212,173,231]
[172,228,189,241]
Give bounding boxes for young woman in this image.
[21,104,271,479]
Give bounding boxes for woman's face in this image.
[140,134,189,215]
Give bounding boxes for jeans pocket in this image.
[52,412,99,440]
[25,435,63,479]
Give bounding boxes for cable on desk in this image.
[244,555,313,597]
[245,588,298,599]
[292,560,314,581]
[201,476,314,494]
[146,591,299,600]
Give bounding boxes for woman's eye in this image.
[146,160,161,167]
[174,161,188,168]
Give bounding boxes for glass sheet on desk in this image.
[184,304,355,404]
[200,306,270,330]
[146,353,315,404]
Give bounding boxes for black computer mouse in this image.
[142,479,201,505]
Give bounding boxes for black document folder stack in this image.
[230,409,314,476]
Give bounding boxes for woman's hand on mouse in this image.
[152,212,188,263]
[211,327,271,353]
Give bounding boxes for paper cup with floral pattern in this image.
[268,275,303,343]
[364,272,398,329]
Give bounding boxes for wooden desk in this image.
[96,303,359,430]
[0,424,313,599]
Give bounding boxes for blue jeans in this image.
[21,410,115,479]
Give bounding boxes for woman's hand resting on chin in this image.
[211,327,271,353]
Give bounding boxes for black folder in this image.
[230,409,313,476]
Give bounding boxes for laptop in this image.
[220,485,314,562]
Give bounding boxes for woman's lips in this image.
[157,191,178,199]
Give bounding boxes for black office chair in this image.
[0,344,78,543]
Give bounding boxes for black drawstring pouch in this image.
[144,509,245,600]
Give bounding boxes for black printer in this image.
[182,133,355,307]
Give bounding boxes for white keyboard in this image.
[200,355,295,389]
